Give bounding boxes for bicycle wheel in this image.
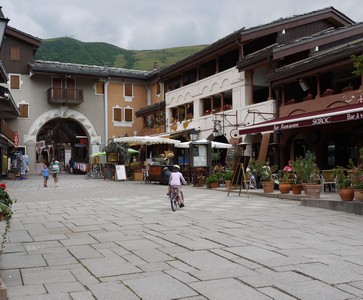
[170,193,178,212]
[84,172,91,179]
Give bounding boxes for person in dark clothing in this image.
[162,167,172,185]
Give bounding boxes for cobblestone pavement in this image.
[1,174,363,300]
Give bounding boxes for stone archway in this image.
[23,107,102,173]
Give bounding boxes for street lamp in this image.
[189,129,199,142]
[0,7,9,50]
[238,142,249,156]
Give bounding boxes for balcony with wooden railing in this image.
[47,88,84,105]
[0,119,15,143]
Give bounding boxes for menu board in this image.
[115,165,127,181]
[225,145,236,165]
[192,144,208,167]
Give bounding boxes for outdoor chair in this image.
[321,170,336,192]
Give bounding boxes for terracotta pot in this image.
[291,184,303,195]
[208,181,218,188]
[279,183,291,194]
[305,184,322,199]
[339,188,354,201]
[225,180,231,191]
[354,189,363,201]
[262,181,274,193]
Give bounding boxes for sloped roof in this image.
[30,60,153,80]
[160,6,354,77]
[6,26,41,48]
[268,37,363,82]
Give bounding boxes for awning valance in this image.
[239,103,363,135]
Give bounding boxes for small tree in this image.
[103,140,131,164]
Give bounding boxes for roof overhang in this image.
[239,103,363,135]
[135,101,165,117]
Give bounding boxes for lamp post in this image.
[238,142,249,156]
[0,7,9,50]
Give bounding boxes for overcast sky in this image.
[1,0,362,50]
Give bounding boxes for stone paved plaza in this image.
[1,174,363,299]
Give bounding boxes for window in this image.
[18,103,29,119]
[124,83,133,97]
[9,74,21,90]
[113,107,122,122]
[124,107,133,122]
[11,47,20,61]
[95,81,104,95]
[156,82,161,95]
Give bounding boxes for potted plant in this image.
[194,167,207,186]
[290,159,304,194]
[300,151,321,199]
[206,173,221,188]
[0,184,16,252]
[249,160,275,193]
[333,166,353,201]
[278,170,292,194]
[349,147,363,201]
[222,170,234,191]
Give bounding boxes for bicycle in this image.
[84,167,103,179]
[169,185,184,212]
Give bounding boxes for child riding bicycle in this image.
[169,165,186,207]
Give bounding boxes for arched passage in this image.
[24,107,102,173]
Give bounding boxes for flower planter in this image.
[208,182,218,189]
[279,183,291,194]
[291,184,303,195]
[354,189,363,201]
[225,180,231,191]
[132,172,144,181]
[305,184,322,199]
[262,181,274,193]
[339,188,354,201]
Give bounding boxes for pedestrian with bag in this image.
[50,157,60,187]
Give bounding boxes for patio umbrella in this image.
[90,149,139,157]
[113,136,181,146]
[176,139,233,149]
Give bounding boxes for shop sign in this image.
[14,131,19,148]
[240,108,363,135]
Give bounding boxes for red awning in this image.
[239,102,363,135]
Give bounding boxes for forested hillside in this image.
[34,37,206,71]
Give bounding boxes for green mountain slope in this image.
[34,37,207,71]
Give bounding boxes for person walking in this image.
[50,157,60,187]
[40,162,50,187]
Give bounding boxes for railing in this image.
[0,119,15,142]
[47,88,84,105]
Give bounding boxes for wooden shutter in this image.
[96,81,104,94]
[125,108,133,122]
[125,83,132,97]
[66,78,76,100]
[114,107,122,121]
[10,47,20,61]
[10,75,20,89]
[19,104,29,118]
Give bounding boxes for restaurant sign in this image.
[240,109,363,135]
